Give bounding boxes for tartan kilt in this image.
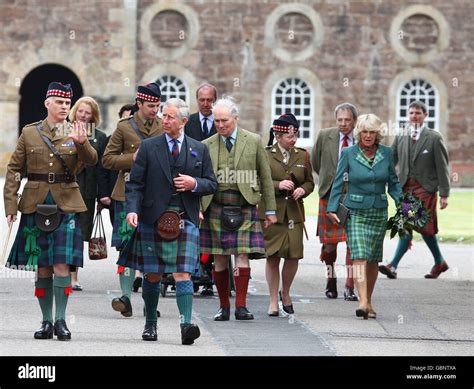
[111,200,135,249]
[117,218,200,275]
[317,197,347,244]
[200,191,266,259]
[403,180,438,236]
[6,193,83,271]
[345,207,387,263]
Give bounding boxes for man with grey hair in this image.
[119,98,218,344]
[200,96,277,321]
[312,102,359,301]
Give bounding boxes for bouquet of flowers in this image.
[387,193,430,238]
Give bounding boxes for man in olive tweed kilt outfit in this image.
[200,97,277,321]
[120,98,217,343]
[4,82,98,340]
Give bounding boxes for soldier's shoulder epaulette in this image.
[23,120,42,128]
[118,115,132,123]
[295,147,308,153]
[265,145,273,150]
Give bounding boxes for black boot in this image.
[34,321,53,339]
[112,295,133,317]
[142,323,157,341]
[54,319,71,341]
[325,278,338,299]
[133,277,143,293]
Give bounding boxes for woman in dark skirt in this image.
[327,114,402,320]
[3,82,98,340]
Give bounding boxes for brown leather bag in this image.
[156,210,182,241]
[89,211,108,260]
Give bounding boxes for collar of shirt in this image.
[165,132,185,152]
[221,126,238,145]
[339,131,354,144]
[277,143,290,159]
[408,124,425,140]
[199,112,214,125]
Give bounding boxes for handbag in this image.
[156,210,182,241]
[35,204,62,232]
[221,206,244,232]
[89,211,108,260]
[336,182,350,227]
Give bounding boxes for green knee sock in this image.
[390,235,412,269]
[119,267,136,299]
[176,280,194,326]
[142,278,160,326]
[54,275,72,321]
[35,277,53,322]
[422,235,444,265]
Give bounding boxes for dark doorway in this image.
[19,64,83,136]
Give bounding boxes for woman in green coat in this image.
[327,114,402,320]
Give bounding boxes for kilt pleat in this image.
[118,218,200,275]
[6,192,84,271]
[317,197,347,244]
[199,191,265,259]
[345,207,387,263]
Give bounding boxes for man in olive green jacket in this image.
[200,97,276,321]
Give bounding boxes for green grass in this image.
[303,190,474,243]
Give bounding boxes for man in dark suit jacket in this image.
[184,83,217,141]
[119,98,217,344]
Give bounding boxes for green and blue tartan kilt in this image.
[345,207,388,263]
[200,190,266,259]
[111,200,135,250]
[117,217,200,275]
[6,192,83,271]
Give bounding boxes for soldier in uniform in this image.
[102,82,163,317]
[68,96,108,291]
[120,98,217,343]
[260,114,315,316]
[200,97,277,321]
[4,82,98,340]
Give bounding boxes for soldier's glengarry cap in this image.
[136,82,161,102]
[272,113,299,133]
[46,82,73,99]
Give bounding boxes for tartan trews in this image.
[345,208,388,263]
[317,197,347,244]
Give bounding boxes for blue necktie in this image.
[202,117,209,136]
[171,139,179,161]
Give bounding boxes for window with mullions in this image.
[272,77,314,147]
[156,75,189,106]
[396,79,439,130]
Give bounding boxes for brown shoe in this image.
[424,261,449,279]
[379,264,397,279]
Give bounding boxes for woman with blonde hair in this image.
[69,97,108,291]
[327,114,402,319]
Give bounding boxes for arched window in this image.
[272,77,314,147]
[156,75,189,105]
[396,79,439,130]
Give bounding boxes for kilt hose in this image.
[317,197,347,244]
[111,200,135,250]
[6,192,84,271]
[118,217,200,275]
[345,207,388,263]
[200,190,266,259]
[403,180,438,236]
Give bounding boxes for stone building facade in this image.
[0,0,473,184]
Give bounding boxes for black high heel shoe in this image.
[355,308,369,320]
[133,276,143,293]
[279,291,295,315]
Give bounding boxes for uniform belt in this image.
[27,173,76,184]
